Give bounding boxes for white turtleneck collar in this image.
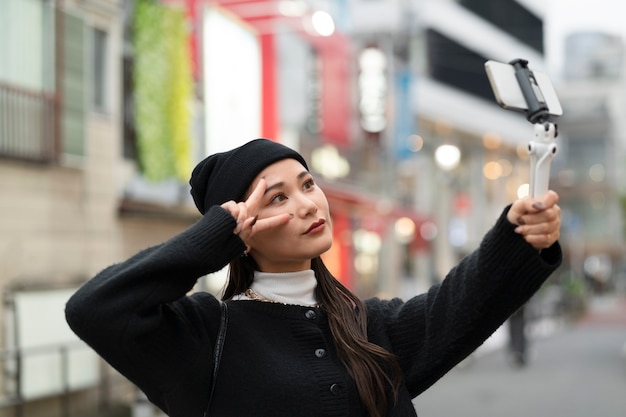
[234,269,318,307]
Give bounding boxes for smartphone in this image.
[485,60,562,118]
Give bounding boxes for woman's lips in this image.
[305,219,325,235]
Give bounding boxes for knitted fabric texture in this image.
[189,138,308,214]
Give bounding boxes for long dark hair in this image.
[223,255,403,417]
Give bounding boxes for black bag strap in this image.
[204,301,228,417]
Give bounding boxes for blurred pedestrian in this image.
[65,138,562,417]
[508,304,528,367]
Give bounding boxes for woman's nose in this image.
[296,194,318,217]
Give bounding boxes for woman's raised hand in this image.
[507,190,561,250]
[220,179,292,251]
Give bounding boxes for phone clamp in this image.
[510,59,559,198]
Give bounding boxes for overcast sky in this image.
[542,0,626,75]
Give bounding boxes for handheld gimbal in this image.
[485,59,562,198]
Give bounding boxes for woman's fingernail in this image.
[517,217,526,225]
[514,226,523,234]
[533,202,546,210]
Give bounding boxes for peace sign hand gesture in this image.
[220,179,292,254]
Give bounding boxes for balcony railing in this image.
[0,81,58,163]
[0,341,134,417]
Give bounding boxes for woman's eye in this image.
[270,193,286,204]
[303,179,315,190]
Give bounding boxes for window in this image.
[426,29,492,101]
[62,12,86,157]
[92,28,108,111]
[0,0,50,89]
[459,0,544,53]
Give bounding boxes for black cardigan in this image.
[65,205,561,416]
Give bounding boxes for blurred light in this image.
[358,48,387,133]
[354,253,378,275]
[483,161,502,180]
[453,193,471,215]
[278,0,307,17]
[517,183,530,199]
[311,145,350,180]
[498,159,513,177]
[408,134,424,152]
[359,47,386,69]
[394,217,416,244]
[311,10,335,36]
[516,144,529,159]
[482,133,501,150]
[435,144,461,171]
[419,221,438,241]
[589,163,605,182]
[353,229,381,254]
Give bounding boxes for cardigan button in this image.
[329,384,342,395]
[304,309,317,320]
[315,348,326,358]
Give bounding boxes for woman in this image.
[66,138,562,417]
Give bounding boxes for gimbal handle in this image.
[528,122,557,198]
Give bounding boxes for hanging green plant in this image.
[133,0,192,182]
[165,6,193,181]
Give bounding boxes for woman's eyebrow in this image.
[264,181,284,195]
[263,171,310,195]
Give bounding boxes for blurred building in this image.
[551,30,626,293]
[345,0,552,293]
[0,0,428,414]
[0,0,581,415]
[120,0,433,299]
[0,0,130,415]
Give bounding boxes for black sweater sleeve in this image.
[65,206,246,411]
[366,207,562,398]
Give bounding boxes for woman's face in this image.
[247,158,333,272]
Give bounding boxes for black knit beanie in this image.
[189,138,309,214]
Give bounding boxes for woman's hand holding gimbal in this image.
[507,190,561,250]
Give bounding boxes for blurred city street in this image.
[413,295,626,417]
[4,0,626,415]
